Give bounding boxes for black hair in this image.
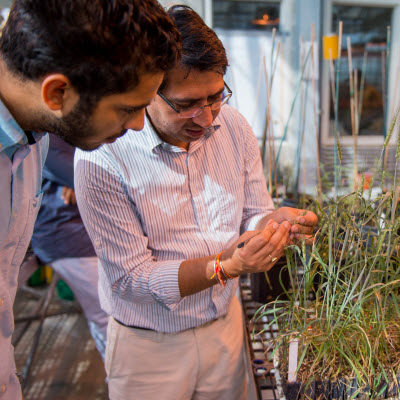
[159,5,228,91]
[0,0,182,102]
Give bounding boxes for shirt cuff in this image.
[148,260,184,310]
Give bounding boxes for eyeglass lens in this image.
[178,91,232,119]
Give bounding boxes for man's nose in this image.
[192,106,214,128]
[124,110,146,131]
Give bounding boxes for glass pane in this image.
[329,5,392,137]
[213,0,280,31]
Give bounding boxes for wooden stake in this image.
[354,69,359,135]
[297,36,307,200]
[384,26,391,177]
[311,23,322,201]
[382,49,389,172]
[358,51,367,124]
[263,57,273,194]
[347,36,358,188]
[333,21,343,197]
[329,50,336,108]
[270,42,281,90]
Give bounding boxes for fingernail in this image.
[299,218,305,224]
[273,223,279,229]
[283,221,290,229]
[290,233,294,239]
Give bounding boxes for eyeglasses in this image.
[157,82,232,119]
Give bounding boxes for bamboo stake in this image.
[302,125,307,205]
[354,69,359,136]
[384,26,391,140]
[294,37,308,200]
[264,59,279,200]
[329,50,336,111]
[274,47,312,170]
[271,42,280,205]
[269,32,279,201]
[347,36,358,189]
[383,26,391,173]
[261,30,277,166]
[333,21,343,198]
[264,58,273,195]
[270,42,281,91]
[260,98,268,167]
[311,23,322,203]
[382,50,386,126]
[358,51,367,124]
[354,69,360,188]
[260,34,280,198]
[382,49,389,172]
[271,28,276,82]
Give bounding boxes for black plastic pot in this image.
[280,373,399,399]
[250,258,290,303]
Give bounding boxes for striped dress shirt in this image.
[74,105,274,333]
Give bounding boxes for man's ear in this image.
[41,74,79,116]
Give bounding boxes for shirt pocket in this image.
[11,191,43,267]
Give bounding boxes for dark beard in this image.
[42,98,101,151]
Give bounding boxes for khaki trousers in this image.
[105,296,247,400]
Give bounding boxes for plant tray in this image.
[274,352,400,400]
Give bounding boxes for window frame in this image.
[212,0,281,31]
[320,0,400,147]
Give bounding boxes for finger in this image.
[294,210,318,226]
[261,226,291,262]
[263,236,290,271]
[249,221,281,252]
[290,223,314,235]
[250,221,291,256]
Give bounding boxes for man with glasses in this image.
[74,6,317,400]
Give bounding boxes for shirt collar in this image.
[143,114,221,154]
[0,98,45,155]
[0,98,25,152]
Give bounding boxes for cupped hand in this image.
[271,207,318,245]
[222,220,292,277]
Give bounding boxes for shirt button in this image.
[0,384,6,393]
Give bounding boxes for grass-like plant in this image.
[254,110,400,398]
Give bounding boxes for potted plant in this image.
[254,115,400,399]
